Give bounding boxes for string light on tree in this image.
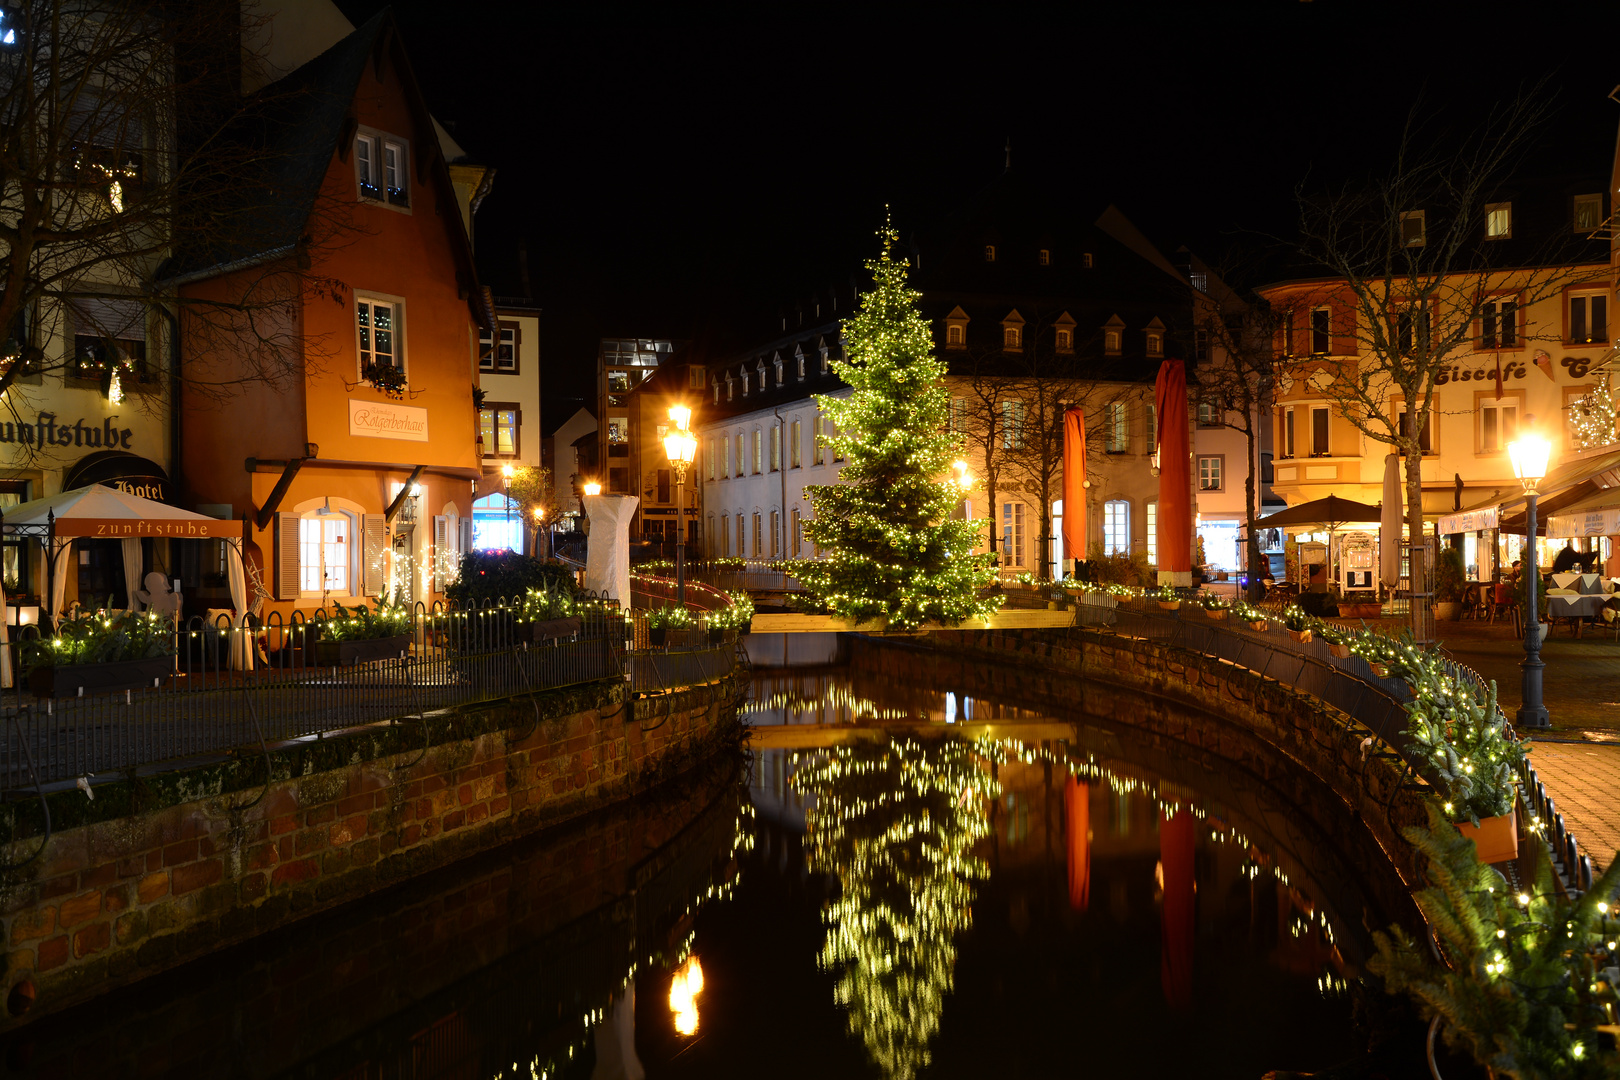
[789,216,1002,630]
[1568,373,1617,451]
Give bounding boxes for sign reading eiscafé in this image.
[54,517,242,539]
[349,399,429,443]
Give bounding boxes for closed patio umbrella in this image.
[1380,455,1402,590]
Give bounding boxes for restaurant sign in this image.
[1436,506,1499,534]
[1546,507,1620,538]
[54,517,242,539]
[349,400,428,443]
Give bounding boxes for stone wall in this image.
[923,626,1429,929]
[0,672,747,1029]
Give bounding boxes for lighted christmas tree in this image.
[1569,374,1617,452]
[796,737,999,1080]
[791,219,1002,630]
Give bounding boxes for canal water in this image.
[6,634,1420,1079]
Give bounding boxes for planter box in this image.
[1204,608,1230,620]
[314,634,410,666]
[649,627,668,647]
[1287,628,1313,644]
[1158,600,1182,611]
[1328,643,1352,659]
[31,655,173,698]
[1434,601,1462,622]
[1455,807,1518,864]
[1248,620,1270,632]
[1369,662,1390,678]
[528,617,582,642]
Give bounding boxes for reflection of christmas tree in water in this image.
[795,737,1000,1080]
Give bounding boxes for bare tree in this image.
[1283,90,1606,630]
[0,0,356,457]
[950,347,1012,557]
[997,351,1102,580]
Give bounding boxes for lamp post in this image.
[663,404,698,604]
[532,506,548,560]
[501,463,516,551]
[1508,433,1551,730]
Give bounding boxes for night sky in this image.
[335,1,1617,422]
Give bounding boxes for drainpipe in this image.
[158,305,182,502]
[774,407,788,559]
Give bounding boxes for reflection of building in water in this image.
[795,737,1001,1080]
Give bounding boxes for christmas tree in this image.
[1570,374,1617,452]
[796,737,999,1080]
[792,219,1002,630]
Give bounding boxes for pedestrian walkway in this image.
[1388,613,1620,870]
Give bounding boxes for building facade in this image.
[473,298,542,551]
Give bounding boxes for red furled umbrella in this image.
[1155,359,1192,586]
[1160,806,1196,1010]
[1065,775,1090,912]
[1062,406,1087,566]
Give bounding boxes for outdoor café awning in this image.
[1256,495,1382,530]
[1546,488,1620,538]
[1464,447,1620,536]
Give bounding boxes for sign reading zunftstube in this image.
[0,413,134,449]
[348,399,429,442]
[54,517,242,538]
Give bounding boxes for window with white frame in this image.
[1103,500,1130,556]
[1002,400,1025,449]
[354,129,409,207]
[1003,324,1022,349]
[1480,396,1519,453]
[946,324,964,347]
[735,433,745,477]
[1570,290,1609,345]
[1145,501,1158,567]
[1001,502,1025,567]
[1574,194,1604,233]
[1400,209,1425,247]
[1146,331,1162,356]
[790,420,802,468]
[1106,401,1128,453]
[479,404,519,457]
[357,297,402,376]
[1104,329,1121,355]
[1197,399,1219,426]
[1056,328,1072,351]
[1279,406,1295,458]
[299,512,352,595]
[707,439,716,481]
[1485,202,1511,239]
[720,514,730,555]
[479,322,519,372]
[1198,455,1224,491]
[1481,297,1518,349]
[752,429,762,474]
[770,425,780,471]
[813,414,826,465]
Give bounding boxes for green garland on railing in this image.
[316,600,412,642]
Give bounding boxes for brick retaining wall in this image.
[0,672,747,1028]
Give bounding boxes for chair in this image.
[1490,582,1517,624]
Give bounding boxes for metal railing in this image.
[0,590,742,793]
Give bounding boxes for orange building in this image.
[174,14,489,618]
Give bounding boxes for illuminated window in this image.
[1056,328,1072,351]
[1484,202,1511,239]
[1146,332,1162,356]
[1002,502,1025,567]
[790,420,802,468]
[950,398,965,433]
[1198,456,1223,491]
[791,508,801,557]
[947,324,964,346]
[720,514,730,555]
[813,414,826,465]
[770,425,781,471]
[1103,500,1130,556]
[984,245,996,262]
[478,404,519,457]
[1003,326,1021,349]
[299,512,351,595]
[1480,397,1519,453]
[707,439,716,481]
[735,432,744,477]
[1104,329,1121,355]
[1038,249,1050,265]
[1145,501,1158,566]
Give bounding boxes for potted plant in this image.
[1398,645,1527,863]
[313,601,412,665]
[1433,546,1468,621]
[518,587,581,642]
[1318,625,1352,659]
[24,606,176,697]
[1283,607,1313,643]
[1234,602,1269,632]
[1199,593,1232,620]
[1154,587,1182,611]
[646,604,694,647]
[706,591,753,642]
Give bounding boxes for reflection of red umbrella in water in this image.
[1064,776,1090,911]
[1160,807,1195,1009]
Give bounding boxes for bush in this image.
[446,550,576,605]
[1085,544,1151,586]
[317,600,411,642]
[1435,546,1469,603]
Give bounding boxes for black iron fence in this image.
[0,591,741,794]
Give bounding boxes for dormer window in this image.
[1083,253,1094,269]
[1401,210,1426,247]
[712,379,721,405]
[984,245,996,262]
[1055,312,1076,354]
[1103,315,1125,356]
[1574,194,1604,232]
[1485,202,1511,240]
[795,347,806,379]
[725,375,734,401]
[944,306,970,350]
[1038,249,1050,266]
[1146,332,1162,356]
[757,360,768,390]
[741,369,749,396]
[947,325,963,346]
[354,128,410,208]
[1001,310,1025,352]
[1056,329,1071,351]
[819,346,830,375]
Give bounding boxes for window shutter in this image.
[275,513,301,599]
[362,514,386,597]
[459,517,473,559]
[432,515,448,594]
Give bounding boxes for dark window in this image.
[69,297,151,384]
[1399,407,1434,454]
[1482,300,1517,349]
[1311,407,1330,455]
[1572,294,1609,344]
[657,469,670,504]
[609,467,630,493]
[1193,329,1209,362]
[1310,308,1330,354]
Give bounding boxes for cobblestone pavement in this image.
[1524,741,1620,870]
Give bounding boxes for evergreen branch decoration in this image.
[788,218,1002,630]
[1370,801,1620,1078]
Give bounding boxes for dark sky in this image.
[335,0,1618,420]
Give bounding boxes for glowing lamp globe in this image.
[668,403,692,431]
[583,481,601,497]
[664,429,697,465]
[1508,434,1550,490]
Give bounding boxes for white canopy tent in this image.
[0,485,253,684]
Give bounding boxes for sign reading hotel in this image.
[349,399,429,443]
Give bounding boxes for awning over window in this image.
[1546,488,1620,538]
[1486,447,1620,536]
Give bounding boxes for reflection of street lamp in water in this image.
[669,955,703,1036]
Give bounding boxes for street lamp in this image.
[582,481,601,497]
[532,505,548,559]
[501,463,516,551]
[1508,432,1552,730]
[663,404,698,604]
